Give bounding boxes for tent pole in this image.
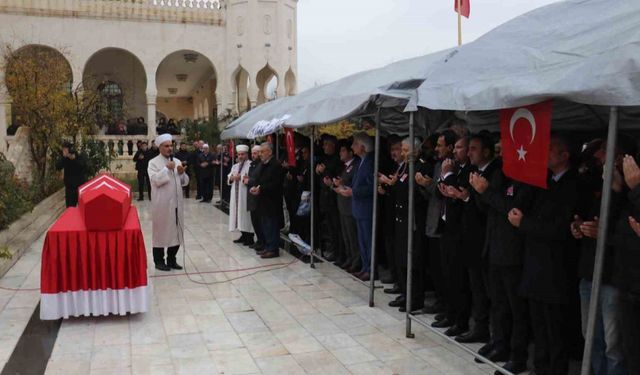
[406,111,415,338]
[275,130,280,160]
[580,107,618,375]
[369,108,382,307]
[310,127,316,269]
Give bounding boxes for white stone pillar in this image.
[147,94,157,140]
[0,97,8,154]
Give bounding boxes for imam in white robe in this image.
[148,154,190,248]
[227,160,253,233]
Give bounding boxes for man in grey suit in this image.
[333,140,361,272]
[416,130,458,319]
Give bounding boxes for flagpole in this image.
[457,0,462,46]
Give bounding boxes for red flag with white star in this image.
[500,101,552,189]
[455,0,470,18]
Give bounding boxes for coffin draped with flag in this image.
[40,174,150,320]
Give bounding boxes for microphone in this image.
[169,154,174,161]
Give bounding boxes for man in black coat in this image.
[190,141,203,200]
[436,136,473,337]
[507,134,579,375]
[56,143,88,207]
[251,142,284,259]
[245,145,265,252]
[197,144,216,203]
[175,142,191,198]
[315,135,343,262]
[469,138,533,374]
[133,141,152,201]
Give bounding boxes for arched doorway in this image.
[83,48,147,135]
[256,64,278,105]
[155,50,217,127]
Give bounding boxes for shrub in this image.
[0,154,34,230]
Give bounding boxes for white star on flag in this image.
[516,145,527,161]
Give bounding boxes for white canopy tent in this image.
[416,0,640,111]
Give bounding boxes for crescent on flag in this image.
[509,108,537,144]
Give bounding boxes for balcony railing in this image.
[0,0,225,25]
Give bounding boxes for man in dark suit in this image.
[507,134,579,375]
[333,139,361,272]
[245,145,264,251]
[251,142,284,259]
[175,142,191,198]
[190,141,203,200]
[133,141,152,201]
[198,144,216,203]
[436,136,473,336]
[315,135,343,262]
[416,130,457,317]
[338,132,374,281]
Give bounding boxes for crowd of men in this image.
[136,126,640,375]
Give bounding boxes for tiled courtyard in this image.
[0,197,495,375]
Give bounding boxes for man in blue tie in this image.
[337,132,375,281]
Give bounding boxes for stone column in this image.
[0,95,10,154]
[146,94,157,140]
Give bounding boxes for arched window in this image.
[98,81,124,119]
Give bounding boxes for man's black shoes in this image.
[384,285,402,294]
[431,318,453,328]
[444,325,468,337]
[388,296,406,307]
[155,263,171,271]
[168,262,183,270]
[496,361,527,375]
[455,328,490,343]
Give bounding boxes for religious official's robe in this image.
[148,154,190,248]
[227,160,253,233]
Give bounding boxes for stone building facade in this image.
[0,0,298,154]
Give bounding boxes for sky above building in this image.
[296,0,559,91]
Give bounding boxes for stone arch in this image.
[5,44,73,131]
[83,47,147,133]
[155,49,217,121]
[232,65,250,114]
[256,64,278,105]
[284,68,296,96]
[203,97,210,120]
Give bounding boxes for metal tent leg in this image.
[406,112,415,339]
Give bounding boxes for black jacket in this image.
[246,159,262,212]
[612,185,640,295]
[459,159,501,264]
[132,149,151,172]
[198,153,216,178]
[316,153,342,213]
[56,154,87,188]
[175,150,191,174]
[336,157,360,216]
[479,165,533,266]
[255,157,284,216]
[189,150,202,175]
[519,169,579,304]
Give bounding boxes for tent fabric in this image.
[221,49,452,139]
[416,0,640,111]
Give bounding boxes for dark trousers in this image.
[153,245,179,266]
[490,265,528,362]
[200,176,213,201]
[137,171,151,199]
[383,226,397,283]
[620,291,640,375]
[298,215,310,244]
[195,171,202,198]
[339,214,361,270]
[250,210,264,246]
[428,237,446,304]
[529,300,569,375]
[261,215,280,254]
[397,230,425,309]
[285,192,300,234]
[320,209,343,258]
[442,235,470,328]
[64,185,79,207]
[356,218,372,274]
[468,264,490,330]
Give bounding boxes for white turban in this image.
[236,144,249,153]
[252,145,262,152]
[203,144,210,149]
[155,133,172,147]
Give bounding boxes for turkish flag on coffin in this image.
[285,128,296,166]
[500,101,553,189]
[455,0,470,18]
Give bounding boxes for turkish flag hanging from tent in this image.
[500,101,553,189]
[284,128,296,166]
[455,0,470,18]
